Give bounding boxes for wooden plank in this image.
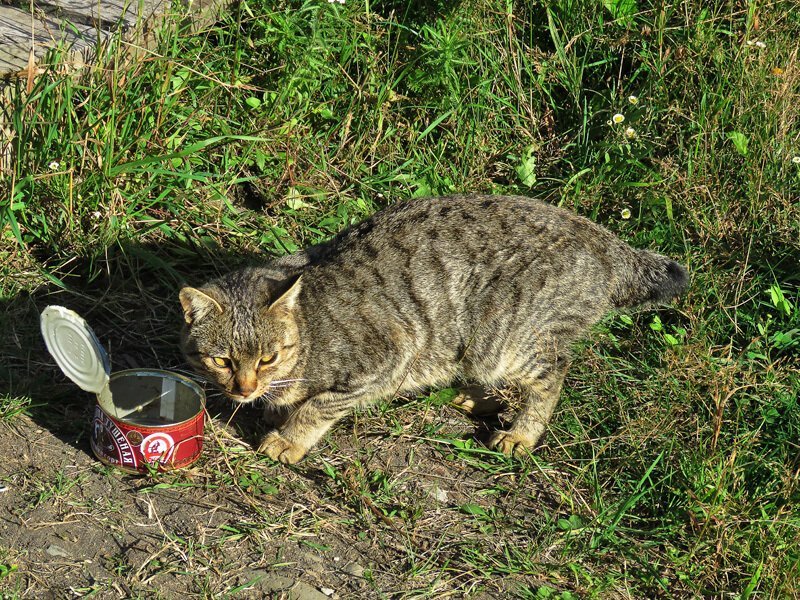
[31,0,164,32]
[0,6,98,73]
[0,0,170,76]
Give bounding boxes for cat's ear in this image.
[179,287,224,324]
[267,276,302,314]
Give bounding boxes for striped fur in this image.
[180,194,688,463]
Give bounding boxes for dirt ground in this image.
[1,391,565,599]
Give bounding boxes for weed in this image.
[0,397,30,421]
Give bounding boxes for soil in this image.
[0,381,563,598]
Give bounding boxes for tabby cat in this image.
[180,195,688,464]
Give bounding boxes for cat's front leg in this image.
[257,394,349,464]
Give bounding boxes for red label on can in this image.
[90,404,204,473]
[91,406,139,470]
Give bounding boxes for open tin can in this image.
[41,306,205,474]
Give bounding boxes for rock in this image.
[45,544,70,558]
[426,485,449,503]
[256,574,294,593]
[320,587,335,596]
[342,562,366,578]
[300,550,324,565]
[236,572,329,600]
[291,581,329,600]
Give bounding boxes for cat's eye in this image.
[258,353,279,368]
[211,356,230,368]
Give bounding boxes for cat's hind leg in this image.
[488,360,568,457]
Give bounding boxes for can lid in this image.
[40,305,111,394]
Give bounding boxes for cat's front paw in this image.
[489,430,539,457]
[257,431,308,464]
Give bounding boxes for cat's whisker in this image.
[269,378,310,385]
[257,394,279,409]
[166,367,212,385]
[262,387,290,401]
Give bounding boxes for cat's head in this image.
[179,269,303,403]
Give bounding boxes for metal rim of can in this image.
[102,368,206,428]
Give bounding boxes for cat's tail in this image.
[612,249,689,309]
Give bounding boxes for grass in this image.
[1,0,800,597]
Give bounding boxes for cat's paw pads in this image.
[451,386,503,417]
[257,431,307,464]
[489,430,537,457]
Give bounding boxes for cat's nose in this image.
[235,372,258,396]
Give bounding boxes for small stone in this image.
[46,544,69,558]
[320,587,335,597]
[239,572,293,593]
[0,485,8,493]
[343,562,365,577]
[291,581,329,600]
[427,486,449,503]
[237,571,329,600]
[301,550,324,565]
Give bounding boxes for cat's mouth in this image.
[227,390,262,403]
[223,380,299,405]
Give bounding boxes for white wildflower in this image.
[48,161,60,170]
[746,39,755,46]
[92,211,102,219]
[612,113,625,124]
[624,127,636,139]
[792,156,800,164]
[755,41,766,49]
[628,95,638,105]
[621,208,632,220]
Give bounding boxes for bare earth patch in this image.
[0,381,578,598]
